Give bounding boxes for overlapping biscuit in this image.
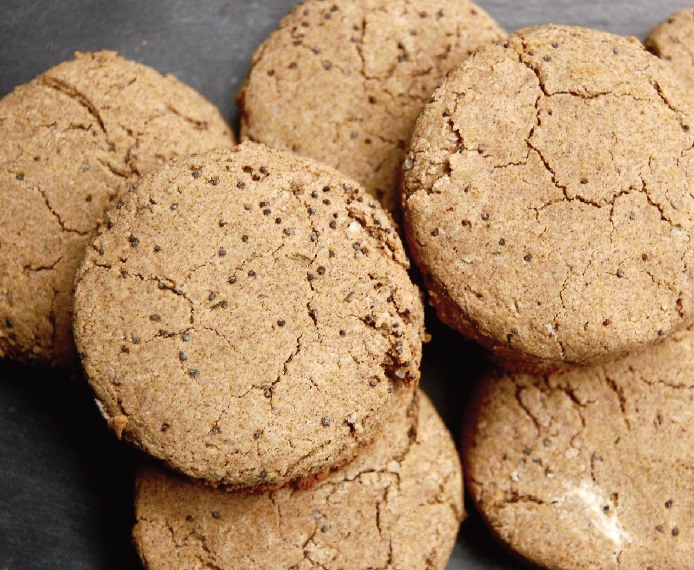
[403,24,694,372]
[0,51,233,367]
[237,0,505,212]
[133,389,463,570]
[74,142,425,490]
[646,7,694,96]
[463,327,694,569]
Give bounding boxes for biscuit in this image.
[236,0,505,213]
[133,389,463,570]
[402,24,694,372]
[0,51,234,368]
[463,327,694,570]
[645,8,694,96]
[73,142,425,490]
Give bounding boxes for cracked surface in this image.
[236,0,505,213]
[402,24,694,372]
[73,142,425,489]
[133,389,463,570]
[462,325,694,570]
[646,8,694,100]
[0,51,234,367]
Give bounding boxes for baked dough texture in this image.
[133,389,464,570]
[0,51,234,367]
[403,24,694,372]
[646,8,694,96]
[237,0,506,212]
[74,142,425,490]
[463,326,694,569]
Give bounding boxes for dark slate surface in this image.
[0,1,690,568]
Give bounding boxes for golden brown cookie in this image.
[73,142,425,490]
[463,327,694,570]
[645,8,694,95]
[236,0,505,213]
[403,24,694,373]
[0,51,233,368]
[133,389,463,570]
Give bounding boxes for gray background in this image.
[0,1,690,568]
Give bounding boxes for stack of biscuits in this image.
[0,1,692,569]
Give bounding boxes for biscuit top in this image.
[73,142,425,489]
[645,8,694,95]
[463,326,694,570]
[237,0,505,212]
[0,50,233,367]
[133,390,463,570]
[403,24,694,371]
